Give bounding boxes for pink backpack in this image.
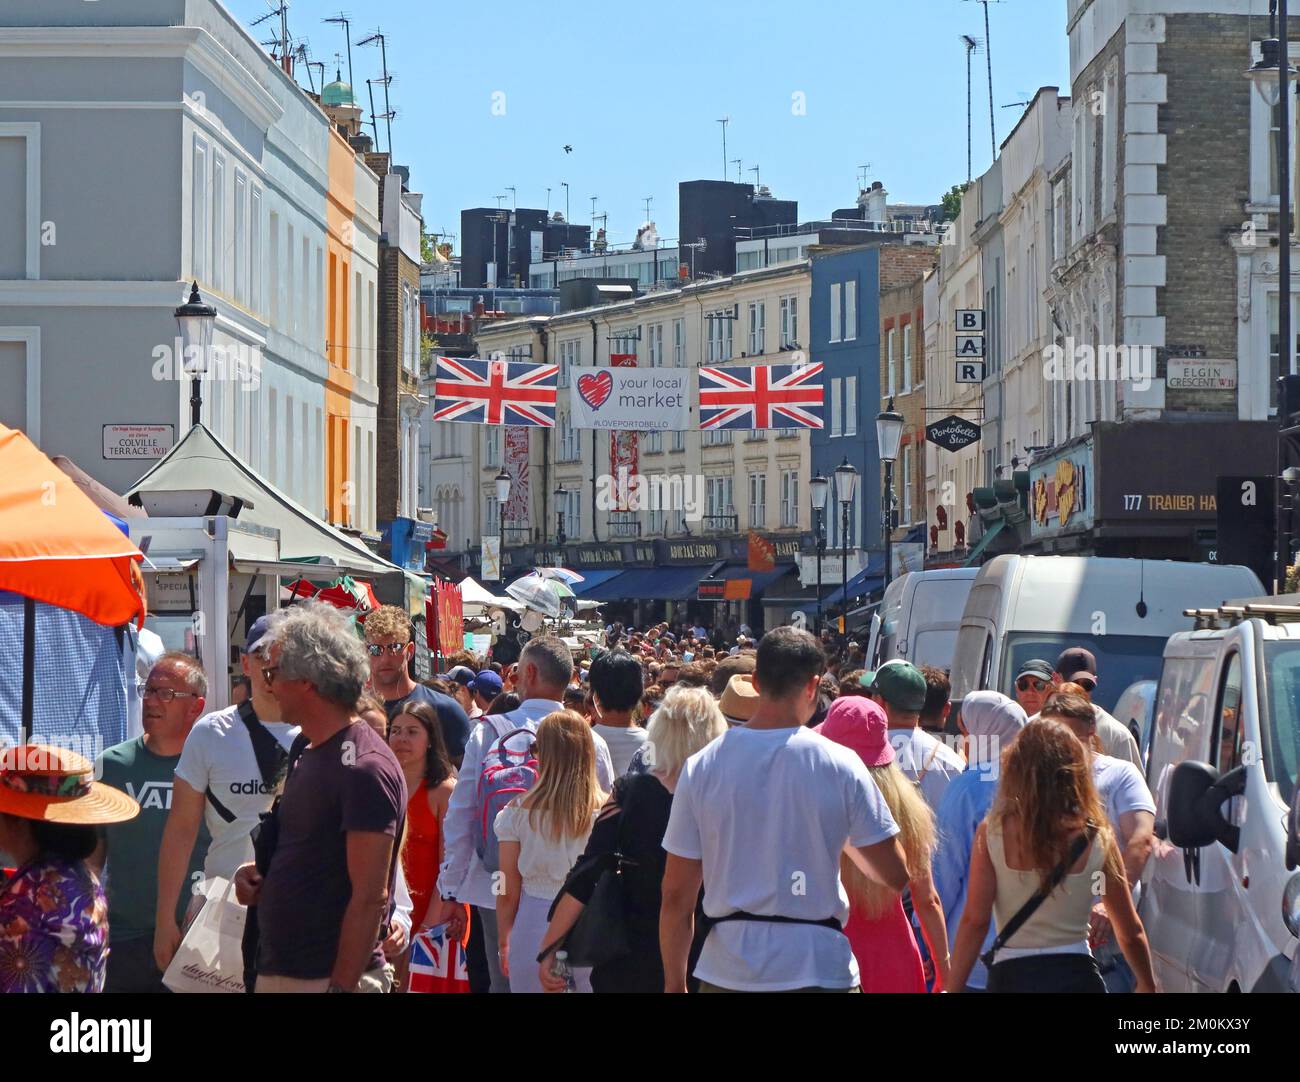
[474,718,539,873]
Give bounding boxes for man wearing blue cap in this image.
[468,670,503,715]
[153,614,300,973]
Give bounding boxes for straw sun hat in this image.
[0,745,139,825]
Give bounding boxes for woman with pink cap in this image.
[817,697,949,992]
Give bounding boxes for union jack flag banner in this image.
[407,925,470,994]
[434,356,559,427]
[698,362,825,430]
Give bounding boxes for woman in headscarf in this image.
[930,691,1028,992]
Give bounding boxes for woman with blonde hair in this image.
[538,685,727,992]
[495,710,605,992]
[817,696,949,992]
[947,719,1157,993]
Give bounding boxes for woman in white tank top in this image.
[947,719,1157,993]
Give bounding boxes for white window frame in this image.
[485,426,501,467]
[780,470,799,528]
[845,375,857,437]
[829,282,842,343]
[212,150,225,293]
[780,294,798,348]
[902,324,913,392]
[673,318,685,366]
[887,329,897,396]
[749,472,767,528]
[191,136,208,285]
[831,377,842,437]
[748,300,766,355]
[844,279,857,342]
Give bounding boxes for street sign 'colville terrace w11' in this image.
[925,415,981,453]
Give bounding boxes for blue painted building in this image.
[810,242,936,607]
[811,245,881,604]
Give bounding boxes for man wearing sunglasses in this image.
[1012,659,1054,717]
[365,605,470,768]
[1022,647,1142,769]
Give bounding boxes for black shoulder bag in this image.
[537,777,639,969]
[204,701,290,824]
[980,821,1099,970]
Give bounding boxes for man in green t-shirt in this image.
[95,652,211,993]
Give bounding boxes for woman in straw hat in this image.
[0,744,139,993]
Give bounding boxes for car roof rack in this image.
[1184,601,1300,629]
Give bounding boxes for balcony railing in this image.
[702,514,738,534]
[500,526,532,545]
[608,515,641,538]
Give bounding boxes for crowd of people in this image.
[0,604,1160,994]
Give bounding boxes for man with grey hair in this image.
[233,602,407,993]
[436,634,615,993]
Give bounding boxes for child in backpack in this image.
[494,711,606,993]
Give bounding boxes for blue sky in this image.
[228,0,1069,250]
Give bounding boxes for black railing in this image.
[608,515,641,538]
[702,514,738,534]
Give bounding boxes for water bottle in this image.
[551,949,576,992]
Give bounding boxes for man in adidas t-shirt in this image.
[153,616,299,973]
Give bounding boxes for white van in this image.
[1142,601,1300,992]
[949,556,1265,715]
[865,568,977,674]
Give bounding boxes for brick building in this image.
[364,152,425,529]
[879,251,937,571]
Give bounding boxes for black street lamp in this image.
[494,468,511,580]
[554,484,566,548]
[834,459,858,635]
[174,281,216,429]
[1250,8,1299,591]
[810,473,829,633]
[876,398,905,590]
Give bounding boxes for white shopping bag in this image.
[161,877,247,993]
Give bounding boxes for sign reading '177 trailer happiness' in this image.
[568,367,690,430]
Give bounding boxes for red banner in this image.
[426,577,464,661]
[747,531,776,572]
[609,354,638,511]
[503,427,530,524]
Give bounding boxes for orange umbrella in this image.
[0,424,144,627]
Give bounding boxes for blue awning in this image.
[716,565,798,595]
[571,569,625,596]
[821,552,886,606]
[579,564,720,602]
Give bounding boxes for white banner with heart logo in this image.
[567,367,690,430]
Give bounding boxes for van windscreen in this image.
[1260,644,1300,806]
[1000,633,1169,715]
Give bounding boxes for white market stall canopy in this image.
[459,576,524,612]
[126,424,401,578]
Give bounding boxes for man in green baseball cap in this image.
[868,660,963,811]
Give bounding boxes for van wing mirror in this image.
[1167,760,1248,853]
[1287,788,1300,873]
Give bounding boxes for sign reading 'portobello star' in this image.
[925,415,981,453]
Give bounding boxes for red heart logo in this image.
[578,370,613,410]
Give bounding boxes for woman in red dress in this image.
[817,697,949,992]
[388,700,465,989]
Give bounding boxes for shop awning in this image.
[715,565,797,597]
[127,424,400,577]
[821,553,886,606]
[581,564,721,602]
[571,569,625,596]
[962,520,1007,566]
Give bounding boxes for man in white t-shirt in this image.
[1050,647,1143,769]
[867,660,965,812]
[660,627,909,992]
[153,616,300,972]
